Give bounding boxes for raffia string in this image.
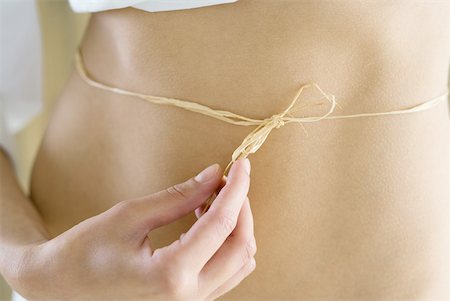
[74,49,449,214]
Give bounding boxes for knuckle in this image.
[112,199,137,215]
[153,253,194,299]
[238,238,257,264]
[162,269,194,300]
[214,209,237,236]
[245,238,257,258]
[247,258,256,273]
[165,183,189,202]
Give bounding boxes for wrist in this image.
[0,241,47,300]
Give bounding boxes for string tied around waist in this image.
[73,48,449,215]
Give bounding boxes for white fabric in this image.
[11,291,27,301]
[69,0,238,13]
[0,0,42,169]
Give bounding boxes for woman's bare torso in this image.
[30,1,450,299]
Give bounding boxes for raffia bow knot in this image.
[73,48,449,215]
[222,83,337,176]
[225,112,291,174]
[268,114,286,129]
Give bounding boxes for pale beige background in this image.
[0,1,449,300]
[0,1,88,299]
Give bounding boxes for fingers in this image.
[199,197,256,295]
[167,158,251,272]
[204,258,256,301]
[195,176,227,219]
[113,163,223,240]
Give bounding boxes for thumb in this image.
[129,163,223,233]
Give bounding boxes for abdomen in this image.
[30,2,450,299]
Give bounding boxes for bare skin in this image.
[27,0,450,300]
[1,154,256,300]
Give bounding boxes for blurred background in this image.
[0,1,88,299]
[0,1,449,300]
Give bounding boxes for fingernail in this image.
[195,163,219,183]
[243,158,251,175]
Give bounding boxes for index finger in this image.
[174,158,251,272]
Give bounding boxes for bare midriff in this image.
[30,1,450,299]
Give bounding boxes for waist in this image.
[30,64,450,298]
[29,1,450,298]
[80,2,449,117]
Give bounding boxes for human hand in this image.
[10,159,255,301]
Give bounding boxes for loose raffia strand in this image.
[74,49,449,215]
